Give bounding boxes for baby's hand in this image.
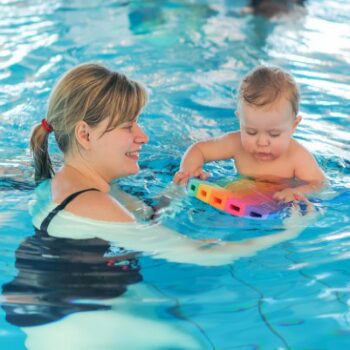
[273,188,307,203]
[173,171,190,185]
[173,168,210,185]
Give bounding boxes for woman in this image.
[30,63,149,222]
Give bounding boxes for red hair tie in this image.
[41,119,53,133]
[293,193,305,201]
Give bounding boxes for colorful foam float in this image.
[187,178,288,219]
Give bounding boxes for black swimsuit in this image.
[1,188,143,327]
[38,188,99,236]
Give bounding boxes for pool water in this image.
[1,0,350,349]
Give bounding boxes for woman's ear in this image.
[75,121,91,150]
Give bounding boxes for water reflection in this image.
[246,0,306,17]
[2,231,142,326]
[128,0,217,35]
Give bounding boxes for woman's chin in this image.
[111,166,139,179]
[126,165,140,176]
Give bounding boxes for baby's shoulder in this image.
[289,139,315,161]
[65,190,135,222]
[226,130,240,138]
[217,131,243,157]
[290,138,309,153]
[225,130,242,144]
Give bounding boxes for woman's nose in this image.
[134,123,149,144]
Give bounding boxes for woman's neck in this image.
[62,156,111,193]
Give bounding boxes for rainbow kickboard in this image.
[187,178,284,219]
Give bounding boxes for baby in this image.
[174,65,325,202]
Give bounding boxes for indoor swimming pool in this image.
[0,0,349,349]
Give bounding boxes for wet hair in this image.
[238,65,300,117]
[30,63,148,183]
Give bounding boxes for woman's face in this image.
[88,118,149,181]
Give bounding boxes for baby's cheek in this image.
[272,139,288,155]
[241,137,254,152]
[281,138,291,150]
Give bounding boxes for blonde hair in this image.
[30,63,148,183]
[238,65,300,116]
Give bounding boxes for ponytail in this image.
[30,123,54,184]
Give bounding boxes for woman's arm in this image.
[98,204,317,267]
[46,185,316,266]
[109,184,154,220]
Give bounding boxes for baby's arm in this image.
[274,144,326,202]
[174,132,239,184]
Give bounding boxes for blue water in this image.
[1,0,350,349]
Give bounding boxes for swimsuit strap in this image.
[39,188,100,233]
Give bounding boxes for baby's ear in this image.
[293,115,302,129]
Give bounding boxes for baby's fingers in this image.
[273,191,289,202]
[199,171,210,180]
[173,171,189,185]
[274,191,301,203]
[293,195,316,214]
[191,168,210,180]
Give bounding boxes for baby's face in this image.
[238,97,300,162]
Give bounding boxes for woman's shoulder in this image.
[64,190,136,223]
[50,170,136,223]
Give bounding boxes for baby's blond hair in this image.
[238,65,299,116]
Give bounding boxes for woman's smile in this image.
[125,149,141,160]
